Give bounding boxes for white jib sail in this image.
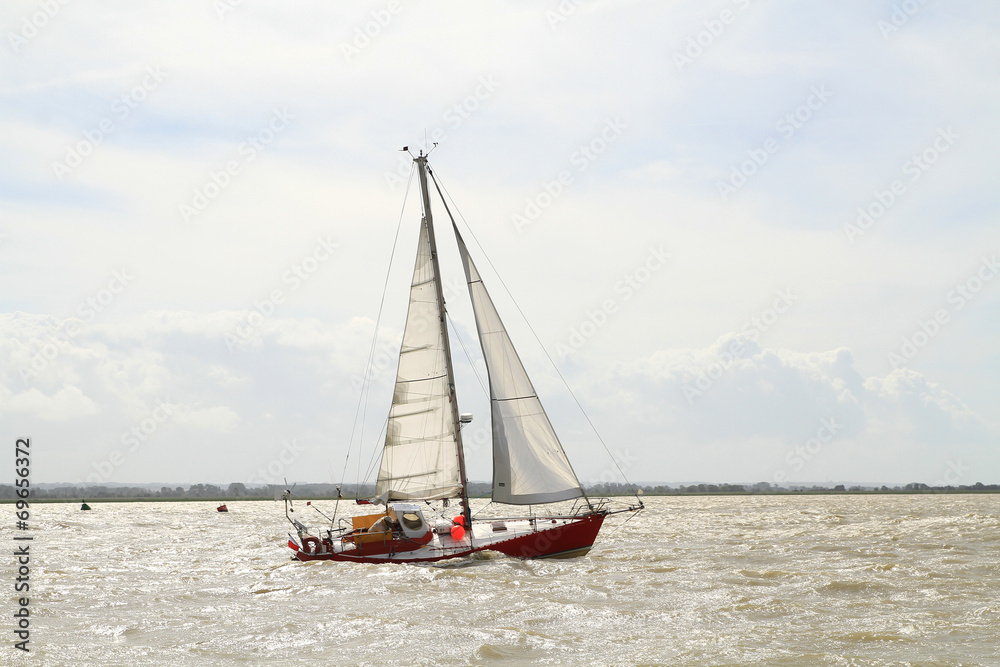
[455,229,584,505]
[375,219,463,501]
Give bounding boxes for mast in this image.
[414,152,473,532]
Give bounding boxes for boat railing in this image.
[577,497,611,513]
[472,512,599,522]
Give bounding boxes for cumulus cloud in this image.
[863,368,986,445]
[0,306,996,484]
[1,384,99,421]
[611,333,990,452]
[0,310,374,482]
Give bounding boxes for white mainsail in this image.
[375,218,463,501]
[454,227,585,505]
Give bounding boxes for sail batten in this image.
[394,373,447,382]
[453,226,585,505]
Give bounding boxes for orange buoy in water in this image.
[450,525,465,540]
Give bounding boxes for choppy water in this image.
[5,495,999,666]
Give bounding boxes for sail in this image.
[454,228,584,505]
[375,219,463,501]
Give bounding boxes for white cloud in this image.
[172,405,241,433]
[864,368,986,444]
[590,333,995,483]
[615,334,986,443]
[1,384,99,421]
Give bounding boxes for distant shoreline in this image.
[4,488,999,504]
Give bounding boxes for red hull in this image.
[293,512,606,564]
[487,512,605,559]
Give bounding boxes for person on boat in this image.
[366,515,398,534]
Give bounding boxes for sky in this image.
[1,1,998,488]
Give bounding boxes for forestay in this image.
[454,226,584,505]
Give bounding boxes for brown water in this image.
[6,495,999,666]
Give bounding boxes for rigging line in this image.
[608,508,643,538]
[472,501,493,519]
[446,312,489,398]
[327,459,342,526]
[344,162,416,492]
[359,163,418,489]
[362,418,390,487]
[430,167,640,499]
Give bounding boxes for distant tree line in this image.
[587,481,1000,495]
[2,480,998,501]
[0,482,376,501]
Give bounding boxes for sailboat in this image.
[285,148,642,563]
